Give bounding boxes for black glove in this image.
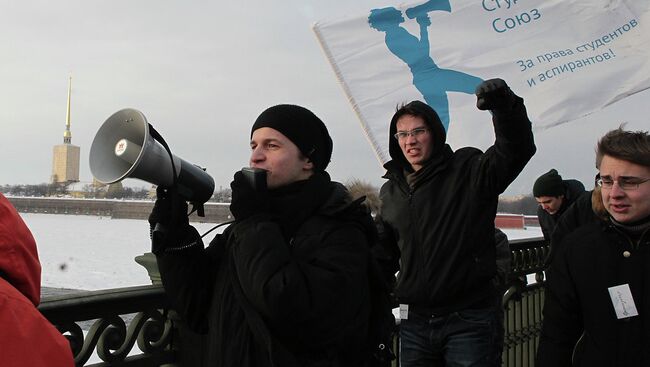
[475,78,517,111]
[229,170,270,221]
[148,186,189,253]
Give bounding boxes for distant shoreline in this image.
[7,196,230,223]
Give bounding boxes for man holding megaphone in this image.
[148,104,375,366]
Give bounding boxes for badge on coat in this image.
[399,304,409,320]
[608,284,639,319]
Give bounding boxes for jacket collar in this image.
[383,144,453,189]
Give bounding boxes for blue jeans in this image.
[400,305,500,367]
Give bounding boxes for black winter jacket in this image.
[544,189,604,267]
[156,182,373,367]
[537,179,586,240]
[537,220,650,367]
[378,99,535,314]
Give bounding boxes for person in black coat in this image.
[544,183,608,268]
[377,78,536,367]
[537,127,650,367]
[533,168,586,241]
[149,104,374,367]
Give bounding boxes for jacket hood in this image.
[319,182,377,241]
[345,180,381,216]
[563,179,586,202]
[590,187,608,220]
[319,182,357,216]
[555,179,587,216]
[388,101,447,170]
[0,193,41,306]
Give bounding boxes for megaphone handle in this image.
[151,222,168,253]
[149,123,187,225]
[148,123,178,187]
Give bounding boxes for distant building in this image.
[51,76,80,184]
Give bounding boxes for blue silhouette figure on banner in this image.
[369,0,483,131]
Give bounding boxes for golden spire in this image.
[63,76,72,144]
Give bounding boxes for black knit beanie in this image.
[533,169,564,197]
[251,104,333,171]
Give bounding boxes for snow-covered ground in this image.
[503,227,543,241]
[21,213,542,291]
[22,213,219,290]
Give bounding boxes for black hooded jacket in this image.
[378,99,535,314]
[156,178,373,367]
[536,179,586,240]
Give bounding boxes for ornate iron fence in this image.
[39,285,175,367]
[39,237,548,367]
[502,237,548,367]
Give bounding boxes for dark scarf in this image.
[405,144,453,188]
[267,171,332,240]
[610,214,650,245]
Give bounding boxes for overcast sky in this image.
[1,0,648,196]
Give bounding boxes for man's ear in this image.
[303,159,314,171]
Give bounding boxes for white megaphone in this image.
[89,108,215,205]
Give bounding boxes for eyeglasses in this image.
[596,176,650,190]
[394,127,428,140]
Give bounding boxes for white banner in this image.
[313,0,650,164]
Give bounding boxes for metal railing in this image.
[39,285,175,367]
[502,237,548,367]
[39,237,548,367]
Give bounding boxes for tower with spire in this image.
[51,76,80,184]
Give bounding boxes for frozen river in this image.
[21,213,542,291]
[21,213,219,291]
